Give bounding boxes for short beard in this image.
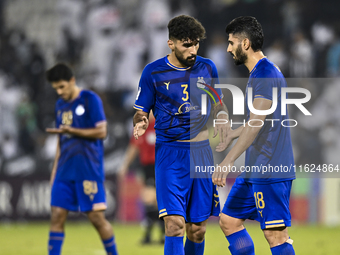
[233,44,247,66]
[175,49,196,67]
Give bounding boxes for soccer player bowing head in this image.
[46,63,118,255]
[133,15,231,255]
[213,16,296,255]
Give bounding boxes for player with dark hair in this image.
[213,16,295,255]
[133,15,230,255]
[46,63,118,255]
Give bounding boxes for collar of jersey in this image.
[250,57,267,75]
[165,56,192,71]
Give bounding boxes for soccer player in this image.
[119,113,165,244]
[45,63,118,255]
[212,16,296,254]
[133,15,230,255]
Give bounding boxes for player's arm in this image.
[212,97,272,187]
[119,143,139,179]
[212,101,234,152]
[46,121,107,139]
[50,136,60,186]
[133,110,149,140]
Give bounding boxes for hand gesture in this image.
[213,115,233,152]
[133,116,149,139]
[46,125,71,134]
[215,128,238,152]
[46,128,63,134]
[212,160,234,187]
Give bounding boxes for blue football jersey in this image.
[134,56,223,142]
[55,90,106,182]
[242,58,295,183]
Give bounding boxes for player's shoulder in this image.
[254,58,284,78]
[142,56,168,75]
[80,90,103,107]
[81,89,101,100]
[196,56,217,67]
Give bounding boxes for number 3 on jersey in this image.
[254,192,265,209]
[181,84,189,101]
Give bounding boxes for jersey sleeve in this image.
[87,92,106,126]
[252,77,274,101]
[134,67,155,113]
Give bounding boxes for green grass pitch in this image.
[1,221,339,254]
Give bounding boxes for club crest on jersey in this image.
[75,104,85,116]
[197,77,206,89]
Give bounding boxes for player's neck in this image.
[69,86,81,101]
[167,54,188,68]
[245,51,266,73]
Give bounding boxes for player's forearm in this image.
[133,110,149,126]
[121,145,139,170]
[224,123,262,163]
[50,162,58,183]
[67,125,107,139]
[51,154,59,174]
[213,102,229,120]
[50,141,60,184]
[224,97,272,162]
[232,125,244,138]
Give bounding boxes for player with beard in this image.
[133,15,230,255]
[213,16,295,255]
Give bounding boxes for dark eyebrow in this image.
[183,41,199,47]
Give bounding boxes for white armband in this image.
[216,111,229,118]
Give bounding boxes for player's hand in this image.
[212,160,234,187]
[46,128,63,134]
[46,125,72,134]
[213,115,233,152]
[215,129,237,152]
[133,116,149,139]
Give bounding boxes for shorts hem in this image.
[221,210,254,221]
[187,213,212,223]
[51,204,78,212]
[261,220,291,230]
[159,210,186,221]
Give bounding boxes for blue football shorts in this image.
[51,180,107,212]
[222,177,292,229]
[155,139,220,223]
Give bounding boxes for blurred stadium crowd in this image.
[0,0,340,223]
